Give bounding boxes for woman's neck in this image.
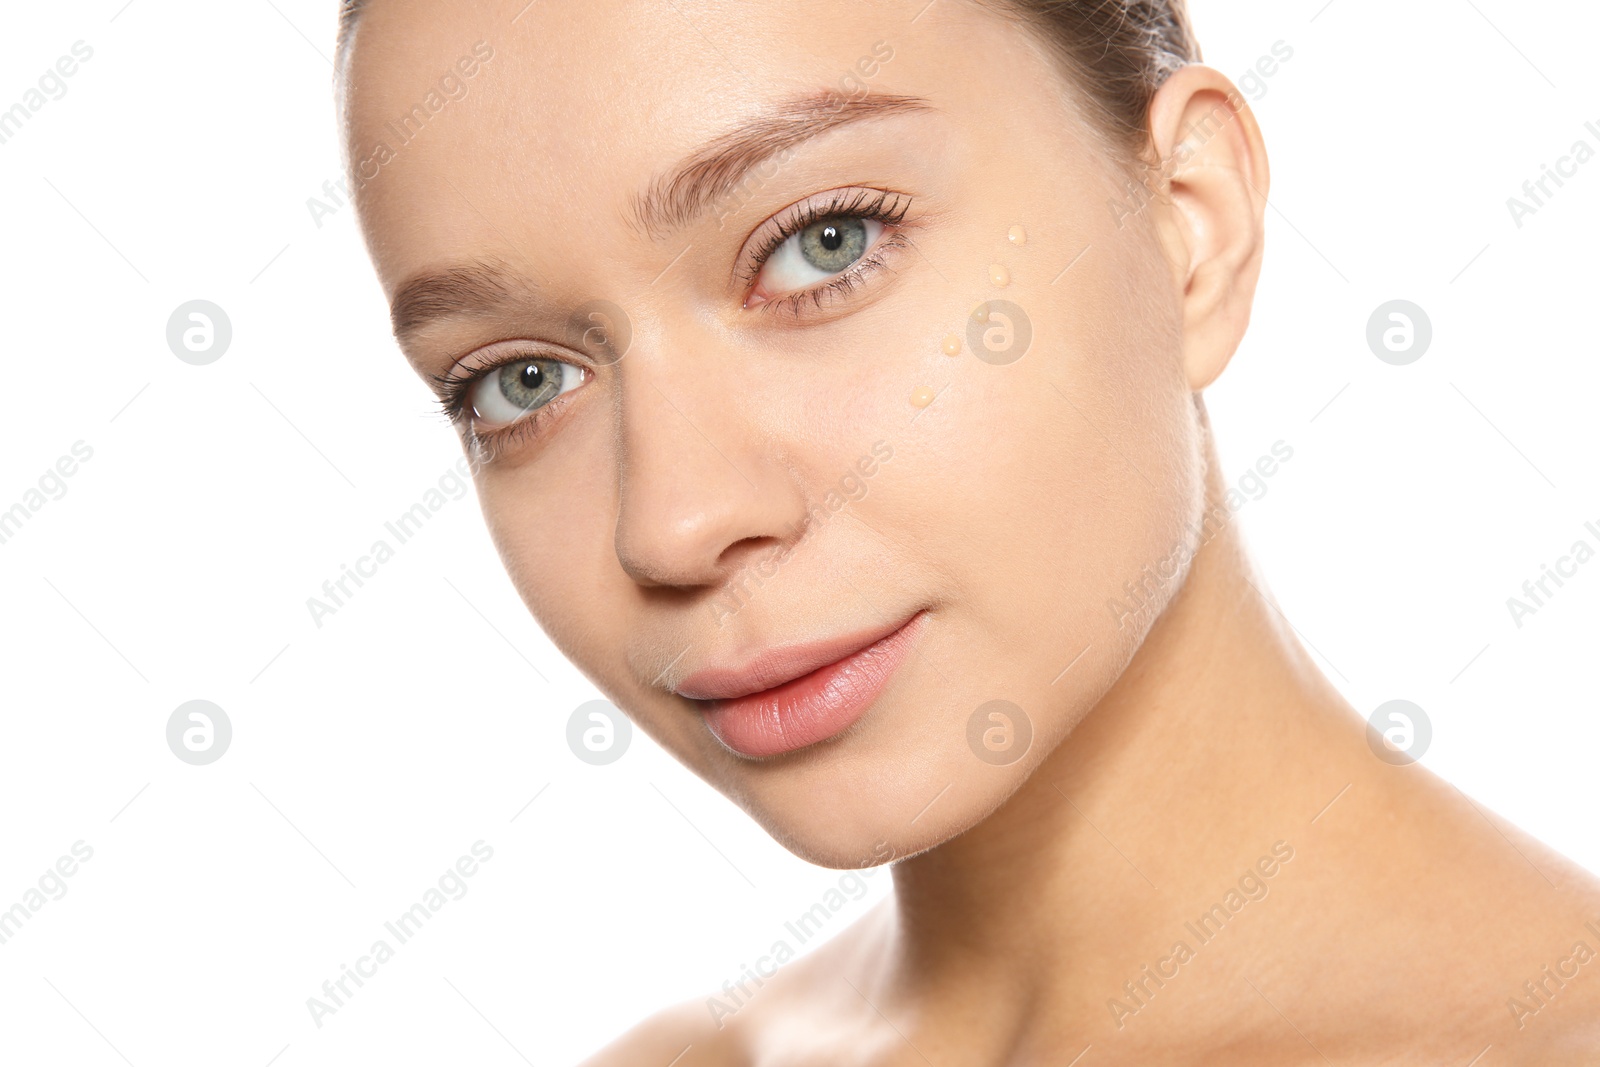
[887,494,1344,963]
[875,444,1600,1055]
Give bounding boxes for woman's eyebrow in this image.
[630,89,936,240]
[388,90,936,347]
[390,260,524,346]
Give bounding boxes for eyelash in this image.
[430,188,915,459]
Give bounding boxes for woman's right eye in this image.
[464,357,589,430]
[750,215,886,301]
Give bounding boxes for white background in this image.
[0,0,1596,1063]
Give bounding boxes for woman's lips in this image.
[679,610,928,759]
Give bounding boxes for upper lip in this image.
[673,611,922,701]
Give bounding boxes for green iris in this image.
[497,359,567,412]
[799,217,868,273]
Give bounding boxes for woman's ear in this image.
[1142,64,1271,392]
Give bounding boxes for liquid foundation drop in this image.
[1008,225,1027,245]
[910,386,935,408]
[941,333,962,356]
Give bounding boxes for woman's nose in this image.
[612,368,807,590]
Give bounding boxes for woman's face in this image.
[347,0,1206,867]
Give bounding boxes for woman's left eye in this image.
[747,215,887,307]
[465,357,588,429]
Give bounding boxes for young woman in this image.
[334,0,1600,1061]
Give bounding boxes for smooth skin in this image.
[340,0,1600,1062]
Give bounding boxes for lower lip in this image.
[701,611,928,759]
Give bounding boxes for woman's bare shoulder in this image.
[578,901,892,1067]
[575,995,747,1067]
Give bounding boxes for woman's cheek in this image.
[480,472,609,645]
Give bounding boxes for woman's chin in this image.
[714,746,1031,872]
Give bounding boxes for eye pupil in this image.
[520,363,544,390]
[820,225,842,251]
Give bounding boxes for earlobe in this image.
[1144,65,1271,392]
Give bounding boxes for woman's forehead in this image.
[339,0,1036,154]
[344,0,925,93]
[338,0,1088,293]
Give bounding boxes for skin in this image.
[340,0,1600,1062]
